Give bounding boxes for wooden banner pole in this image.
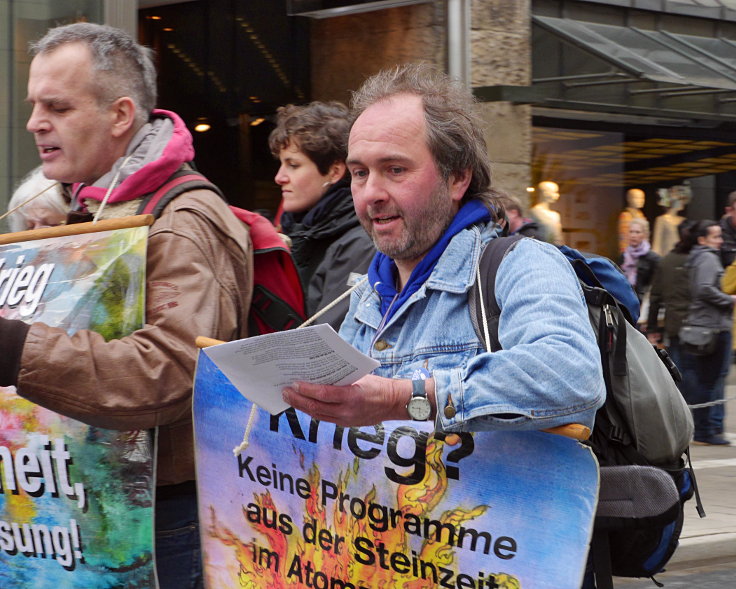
[195,336,590,441]
[0,214,155,245]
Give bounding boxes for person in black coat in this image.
[270,101,375,330]
[719,190,736,267]
[494,191,542,239]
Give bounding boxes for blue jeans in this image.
[666,337,683,381]
[155,482,203,589]
[682,330,731,439]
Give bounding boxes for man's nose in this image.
[358,173,390,203]
[26,105,46,134]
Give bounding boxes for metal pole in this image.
[447,0,470,87]
[104,0,137,37]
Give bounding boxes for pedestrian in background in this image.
[620,217,660,304]
[646,220,696,371]
[682,220,733,446]
[4,166,69,231]
[270,101,374,330]
[719,190,736,267]
[494,191,541,238]
[721,247,736,356]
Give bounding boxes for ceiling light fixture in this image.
[194,118,211,133]
[288,0,432,18]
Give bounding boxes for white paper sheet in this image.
[202,324,380,414]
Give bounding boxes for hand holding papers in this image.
[201,324,379,414]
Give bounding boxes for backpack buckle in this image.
[603,305,615,330]
[609,425,629,445]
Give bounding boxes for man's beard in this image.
[361,182,457,263]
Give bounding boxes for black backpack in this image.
[468,234,704,588]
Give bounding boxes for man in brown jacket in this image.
[0,23,252,588]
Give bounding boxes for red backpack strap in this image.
[136,169,225,218]
[229,206,306,334]
[135,172,305,334]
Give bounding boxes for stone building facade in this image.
[309,0,534,205]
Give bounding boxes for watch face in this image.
[407,396,432,421]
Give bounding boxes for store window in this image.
[531,123,736,259]
[139,0,310,214]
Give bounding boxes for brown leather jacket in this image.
[18,189,252,485]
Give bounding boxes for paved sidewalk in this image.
[665,381,736,570]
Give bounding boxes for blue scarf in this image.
[368,199,492,323]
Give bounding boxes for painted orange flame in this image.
[206,435,521,588]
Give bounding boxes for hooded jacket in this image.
[686,245,733,332]
[2,110,252,485]
[281,179,374,330]
[647,250,690,338]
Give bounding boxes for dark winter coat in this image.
[512,219,542,239]
[618,249,660,302]
[281,179,375,330]
[719,216,736,267]
[647,251,690,337]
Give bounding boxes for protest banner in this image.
[0,218,156,587]
[193,349,600,589]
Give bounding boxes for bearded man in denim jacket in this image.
[283,64,604,435]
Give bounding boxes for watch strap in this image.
[412,377,426,398]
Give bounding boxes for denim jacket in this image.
[339,223,605,432]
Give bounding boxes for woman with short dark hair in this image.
[269,101,374,330]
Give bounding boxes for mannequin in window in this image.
[652,185,691,256]
[529,180,564,245]
[617,188,646,253]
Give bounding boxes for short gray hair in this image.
[30,22,157,126]
[350,63,499,219]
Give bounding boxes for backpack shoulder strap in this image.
[229,205,306,335]
[135,168,226,218]
[468,234,524,352]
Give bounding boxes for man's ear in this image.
[110,97,137,138]
[328,161,347,183]
[448,168,472,203]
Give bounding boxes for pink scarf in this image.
[622,240,651,286]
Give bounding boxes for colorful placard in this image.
[194,350,599,589]
[0,226,156,587]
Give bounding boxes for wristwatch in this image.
[406,369,432,421]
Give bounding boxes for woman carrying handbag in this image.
[680,220,734,446]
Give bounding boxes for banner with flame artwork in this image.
[0,225,156,587]
[194,351,600,589]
